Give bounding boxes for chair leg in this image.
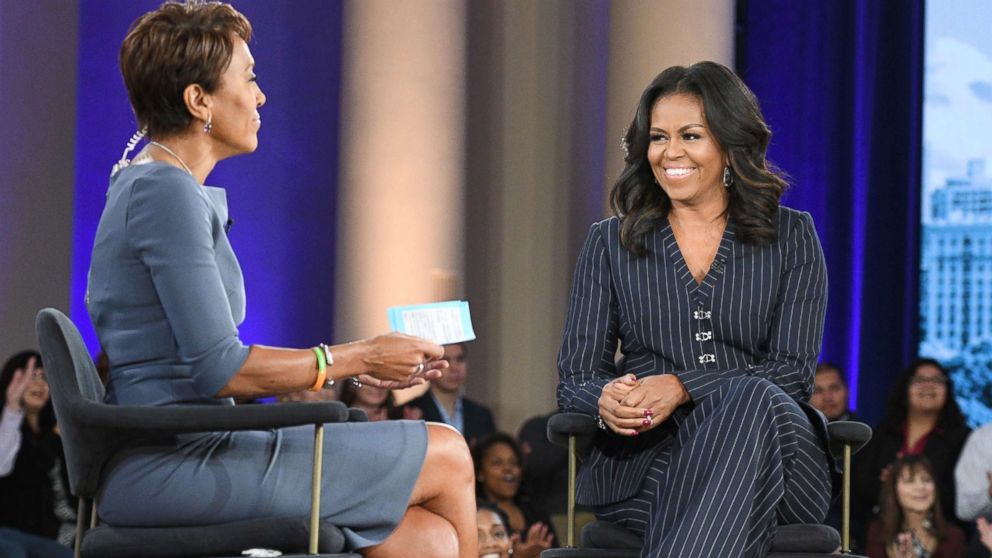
[842,443,852,554]
[310,423,325,555]
[90,500,98,529]
[567,434,577,548]
[75,498,88,558]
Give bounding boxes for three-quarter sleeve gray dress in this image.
[85,162,427,550]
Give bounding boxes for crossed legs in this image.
[363,423,478,558]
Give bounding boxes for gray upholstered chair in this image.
[36,308,361,558]
[541,412,872,558]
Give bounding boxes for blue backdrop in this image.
[737,0,925,425]
[72,0,343,353]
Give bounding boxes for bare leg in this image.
[362,505,458,557]
[362,423,477,558]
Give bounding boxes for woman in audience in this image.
[473,433,555,558]
[476,502,513,558]
[84,3,476,556]
[0,351,72,557]
[864,454,965,558]
[854,359,970,541]
[339,380,422,421]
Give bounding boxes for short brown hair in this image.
[119,1,252,138]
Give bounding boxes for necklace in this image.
[149,141,194,176]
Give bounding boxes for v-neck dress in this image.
[86,162,427,550]
[557,206,832,558]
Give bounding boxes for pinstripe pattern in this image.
[557,207,831,557]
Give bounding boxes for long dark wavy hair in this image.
[611,61,788,256]
[878,358,965,434]
[0,350,56,435]
[877,455,949,545]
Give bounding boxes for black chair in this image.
[541,412,872,558]
[36,308,361,558]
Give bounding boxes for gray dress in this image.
[86,162,427,550]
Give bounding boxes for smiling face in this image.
[21,367,49,413]
[479,442,522,501]
[907,363,948,415]
[646,93,728,209]
[477,508,511,558]
[895,466,936,515]
[207,37,266,158]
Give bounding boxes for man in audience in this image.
[408,342,495,446]
[810,362,859,422]
[956,422,992,557]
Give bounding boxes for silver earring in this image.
[723,166,733,188]
[203,117,212,134]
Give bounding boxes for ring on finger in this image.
[415,362,425,374]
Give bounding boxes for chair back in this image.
[36,307,114,499]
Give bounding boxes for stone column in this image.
[335,0,467,341]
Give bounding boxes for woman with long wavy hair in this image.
[864,455,965,558]
[557,61,831,557]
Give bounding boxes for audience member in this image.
[476,502,513,558]
[473,433,556,558]
[811,362,859,422]
[955,423,992,558]
[854,358,971,545]
[0,351,73,557]
[864,454,965,558]
[409,343,495,446]
[339,381,422,421]
[956,422,992,522]
[517,411,569,516]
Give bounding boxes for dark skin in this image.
[598,374,690,436]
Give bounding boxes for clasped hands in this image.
[597,373,690,436]
[354,332,448,390]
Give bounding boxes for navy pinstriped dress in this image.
[557,208,832,558]
[86,162,427,550]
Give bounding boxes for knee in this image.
[718,376,788,416]
[425,423,473,484]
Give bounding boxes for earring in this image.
[723,166,734,188]
[203,116,213,134]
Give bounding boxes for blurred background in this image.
[4,0,987,435]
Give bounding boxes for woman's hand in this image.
[598,374,646,436]
[358,333,446,384]
[978,517,992,551]
[4,357,37,413]
[511,522,554,558]
[892,532,914,558]
[621,374,690,432]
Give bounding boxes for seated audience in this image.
[409,343,495,446]
[865,454,965,558]
[477,502,513,558]
[473,433,555,558]
[955,423,992,558]
[854,358,971,545]
[811,362,860,422]
[956,422,992,522]
[0,351,72,557]
[339,380,422,421]
[277,388,338,404]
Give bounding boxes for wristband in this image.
[310,347,327,391]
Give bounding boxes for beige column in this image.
[335,0,467,342]
[603,0,736,197]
